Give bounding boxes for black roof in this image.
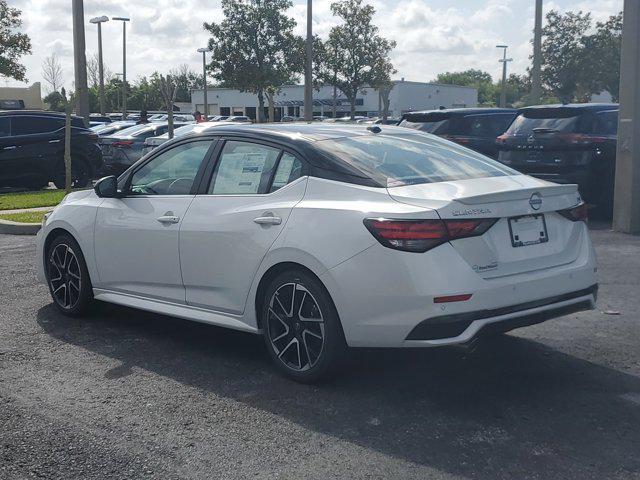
[402,108,517,119]
[181,123,426,188]
[197,122,412,144]
[519,103,619,113]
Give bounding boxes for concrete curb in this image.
[0,219,41,236]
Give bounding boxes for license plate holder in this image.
[508,214,548,248]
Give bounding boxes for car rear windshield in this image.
[315,133,518,187]
[506,108,596,135]
[401,113,516,137]
[400,113,451,134]
[113,124,153,137]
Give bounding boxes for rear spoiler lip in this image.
[457,184,579,206]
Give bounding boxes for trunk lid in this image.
[388,175,584,279]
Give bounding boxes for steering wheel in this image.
[166,178,193,195]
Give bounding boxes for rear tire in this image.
[53,159,91,190]
[261,269,346,383]
[45,233,93,316]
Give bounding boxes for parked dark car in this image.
[399,108,518,158]
[91,121,136,137]
[0,110,102,190]
[100,122,186,176]
[496,103,618,215]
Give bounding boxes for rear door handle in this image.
[254,216,282,225]
[157,215,180,224]
[49,139,61,144]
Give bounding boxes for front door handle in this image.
[3,146,17,150]
[49,139,61,144]
[157,215,180,224]
[254,215,282,226]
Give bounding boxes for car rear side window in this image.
[0,118,10,137]
[12,116,64,135]
[209,141,281,195]
[270,153,303,192]
[316,133,518,187]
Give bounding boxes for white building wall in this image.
[191,81,477,119]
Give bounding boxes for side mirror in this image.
[94,176,119,198]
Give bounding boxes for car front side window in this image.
[129,140,213,196]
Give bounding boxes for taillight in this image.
[113,140,134,148]
[496,134,509,145]
[558,203,588,222]
[364,218,498,253]
[558,133,608,145]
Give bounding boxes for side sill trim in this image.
[93,289,259,334]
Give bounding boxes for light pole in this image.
[72,0,90,125]
[531,0,543,104]
[304,0,313,122]
[90,16,109,116]
[496,45,513,108]
[113,17,130,120]
[197,48,211,119]
[613,0,640,233]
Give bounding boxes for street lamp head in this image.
[112,17,130,22]
[496,44,508,49]
[90,16,109,24]
[197,48,211,53]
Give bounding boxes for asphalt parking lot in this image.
[1,225,639,480]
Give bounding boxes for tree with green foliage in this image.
[434,70,497,106]
[0,0,32,81]
[43,91,65,112]
[582,12,623,101]
[321,0,396,119]
[540,10,592,103]
[203,0,303,123]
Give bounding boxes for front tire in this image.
[261,270,346,383]
[45,233,93,316]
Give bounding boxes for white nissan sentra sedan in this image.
[36,124,597,382]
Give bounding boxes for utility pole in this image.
[496,45,512,108]
[531,0,543,105]
[613,0,640,233]
[71,0,90,125]
[113,17,130,120]
[197,48,210,119]
[304,0,313,122]
[90,16,109,116]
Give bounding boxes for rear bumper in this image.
[404,284,597,346]
[321,221,597,348]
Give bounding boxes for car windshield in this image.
[316,133,518,187]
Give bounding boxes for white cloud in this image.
[3,0,623,91]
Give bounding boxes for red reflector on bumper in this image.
[434,294,473,304]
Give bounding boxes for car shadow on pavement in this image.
[37,301,640,479]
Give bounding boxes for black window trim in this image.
[119,136,220,197]
[198,135,309,196]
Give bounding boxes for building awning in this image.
[273,98,358,107]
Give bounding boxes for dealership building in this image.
[191,80,477,121]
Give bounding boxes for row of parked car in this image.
[399,103,619,215]
[0,103,619,215]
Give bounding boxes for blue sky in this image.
[5,0,623,91]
